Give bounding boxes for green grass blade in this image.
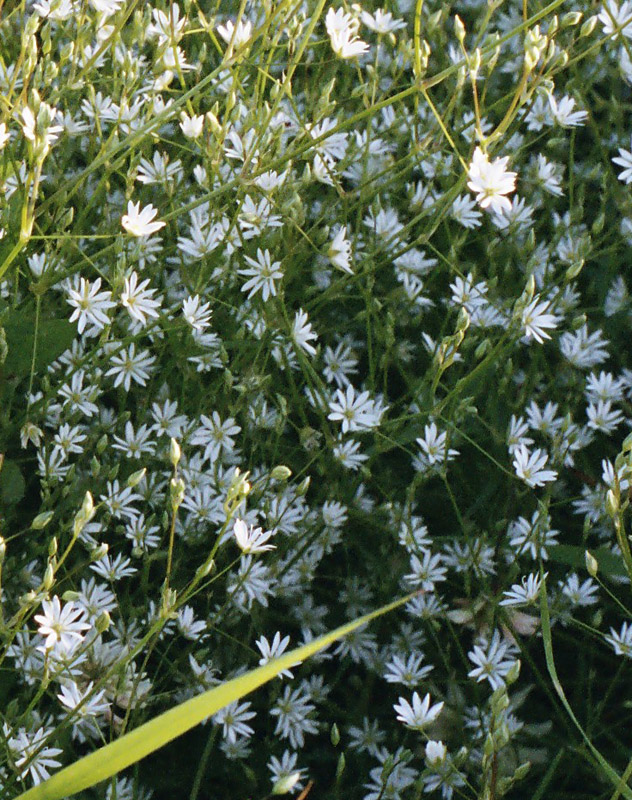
[539,572,632,799]
[14,593,414,800]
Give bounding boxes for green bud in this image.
[585,550,598,577]
[32,510,54,530]
[127,468,146,488]
[454,14,466,43]
[62,590,80,601]
[505,658,521,685]
[271,465,292,481]
[170,438,181,468]
[335,752,346,780]
[331,723,340,746]
[296,476,311,496]
[456,306,470,333]
[513,761,531,780]
[170,477,186,510]
[271,773,301,795]
[561,11,582,27]
[580,15,598,37]
[91,543,108,561]
[48,537,58,557]
[43,563,54,591]
[606,488,619,518]
[96,610,111,633]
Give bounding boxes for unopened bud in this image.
[505,658,521,685]
[425,740,447,766]
[331,723,340,746]
[454,14,466,43]
[335,752,346,780]
[127,468,146,488]
[296,476,311,496]
[170,477,186,510]
[32,510,54,530]
[170,438,181,468]
[585,550,598,577]
[271,773,301,795]
[43,563,54,590]
[561,11,582,26]
[91,543,108,561]
[271,465,292,481]
[606,488,619,518]
[96,610,111,633]
[580,15,598,37]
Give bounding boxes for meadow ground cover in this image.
[2,0,632,797]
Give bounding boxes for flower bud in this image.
[271,773,301,795]
[32,511,54,530]
[330,723,340,746]
[585,550,598,577]
[271,465,292,481]
[96,610,111,633]
[606,488,619,518]
[127,468,146,488]
[170,438,181,468]
[43,563,54,591]
[425,740,447,766]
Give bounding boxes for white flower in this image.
[500,573,546,606]
[521,296,559,343]
[360,8,406,33]
[393,692,444,730]
[180,112,204,138]
[233,518,275,554]
[328,385,383,433]
[425,740,447,766]
[256,632,298,678]
[182,294,213,331]
[613,138,632,183]
[120,271,161,325]
[325,7,369,59]
[121,201,166,237]
[34,596,91,652]
[239,248,283,301]
[66,276,116,334]
[548,94,588,128]
[292,308,318,356]
[467,630,517,689]
[327,226,353,274]
[467,146,517,216]
[599,0,632,38]
[217,18,253,48]
[512,444,557,488]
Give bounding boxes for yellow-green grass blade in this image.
[14,593,414,800]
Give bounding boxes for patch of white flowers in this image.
[0,1,629,798]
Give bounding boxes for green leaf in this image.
[13,593,413,800]
[549,545,627,578]
[0,460,25,505]
[3,315,76,378]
